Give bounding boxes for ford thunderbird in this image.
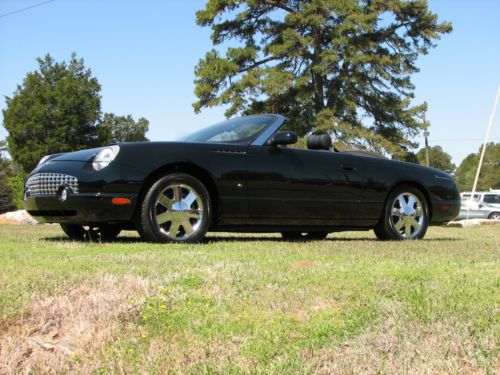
[24,115,460,242]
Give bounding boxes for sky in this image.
[1,0,499,166]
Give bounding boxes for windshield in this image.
[178,115,276,144]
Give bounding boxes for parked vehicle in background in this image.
[460,190,500,209]
[455,199,500,220]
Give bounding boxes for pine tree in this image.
[194,0,451,155]
[3,53,101,172]
[3,54,150,172]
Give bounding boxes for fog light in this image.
[59,187,68,202]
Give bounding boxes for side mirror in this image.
[478,204,484,209]
[268,131,297,146]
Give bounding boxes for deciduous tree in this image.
[0,141,15,213]
[454,143,500,191]
[416,145,454,172]
[98,113,149,144]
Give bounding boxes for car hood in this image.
[51,147,103,162]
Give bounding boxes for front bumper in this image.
[430,199,461,223]
[24,159,143,225]
[25,192,138,225]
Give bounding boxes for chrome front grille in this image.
[25,173,79,196]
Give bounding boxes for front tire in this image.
[374,185,429,240]
[136,173,211,243]
[488,212,500,220]
[60,224,121,241]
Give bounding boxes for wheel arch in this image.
[135,162,220,223]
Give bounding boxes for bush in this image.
[8,172,26,210]
[0,169,14,214]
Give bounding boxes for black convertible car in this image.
[24,115,460,242]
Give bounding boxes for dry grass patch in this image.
[290,261,317,269]
[51,241,88,250]
[311,304,497,375]
[120,334,249,373]
[0,274,152,374]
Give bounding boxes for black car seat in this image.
[307,132,332,151]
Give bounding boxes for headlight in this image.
[92,145,120,171]
[37,155,51,166]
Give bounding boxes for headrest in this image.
[307,132,332,150]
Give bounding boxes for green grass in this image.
[0,224,498,373]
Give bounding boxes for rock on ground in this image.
[0,210,38,225]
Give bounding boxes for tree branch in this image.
[237,56,278,73]
[262,0,295,13]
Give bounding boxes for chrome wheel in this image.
[390,192,424,239]
[489,212,500,220]
[154,183,204,240]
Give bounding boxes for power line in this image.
[0,0,55,19]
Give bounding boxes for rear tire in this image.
[60,224,85,240]
[136,173,211,243]
[374,185,429,240]
[281,231,328,241]
[60,224,121,241]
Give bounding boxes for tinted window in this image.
[461,194,480,201]
[178,116,275,144]
[484,194,500,204]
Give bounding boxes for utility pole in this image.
[424,130,430,167]
[423,107,430,167]
[471,84,500,194]
[466,84,500,221]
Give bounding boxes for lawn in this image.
[0,224,498,374]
